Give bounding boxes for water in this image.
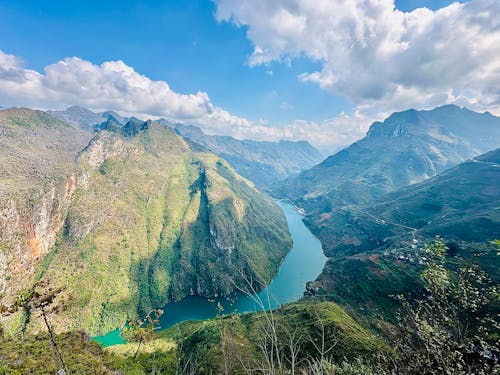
[93,200,326,347]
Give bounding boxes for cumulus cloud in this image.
[214,0,500,115]
[0,50,368,151]
[0,50,253,132]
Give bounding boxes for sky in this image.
[0,0,498,152]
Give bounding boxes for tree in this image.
[1,279,69,374]
[120,309,163,359]
[387,238,499,375]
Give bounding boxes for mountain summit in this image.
[274,105,500,207]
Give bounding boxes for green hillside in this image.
[305,149,500,323]
[0,110,291,336]
[314,148,500,257]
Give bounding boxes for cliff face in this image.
[0,173,78,278]
[0,110,291,336]
[0,108,92,303]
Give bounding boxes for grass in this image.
[158,300,386,374]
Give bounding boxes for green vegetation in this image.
[167,301,384,373]
[163,239,499,374]
[0,113,291,337]
[381,239,500,374]
[1,279,70,373]
[0,241,497,374]
[0,330,177,374]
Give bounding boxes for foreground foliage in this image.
[1,240,497,374]
[383,239,499,374]
[0,331,176,374]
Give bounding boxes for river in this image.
[93,200,326,347]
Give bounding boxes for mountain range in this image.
[47,106,324,188]
[275,105,499,204]
[48,105,128,132]
[169,123,324,187]
[273,105,500,251]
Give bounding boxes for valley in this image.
[0,104,499,374]
[1,3,499,373]
[93,200,327,347]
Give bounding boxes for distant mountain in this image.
[169,122,324,187]
[274,105,500,215]
[0,108,291,335]
[48,107,324,187]
[48,105,128,132]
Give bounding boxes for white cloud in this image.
[0,50,252,132]
[2,1,498,154]
[0,50,358,151]
[214,0,500,115]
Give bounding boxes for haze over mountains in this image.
[48,105,128,132]
[170,122,324,187]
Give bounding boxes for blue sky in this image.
[0,0,347,123]
[0,0,496,151]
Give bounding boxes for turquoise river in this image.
[93,200,327,347]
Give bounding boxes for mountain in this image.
[305,149,500,323]
[273,105,500,237]
[317,148,500,257]
[48,105,128,132]
[0,109,291,335]
[49,107,324,187]
[170,122,324,188]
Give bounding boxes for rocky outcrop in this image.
[0,127,141,304]
[0,173,80,299]
[78,131,130,168]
